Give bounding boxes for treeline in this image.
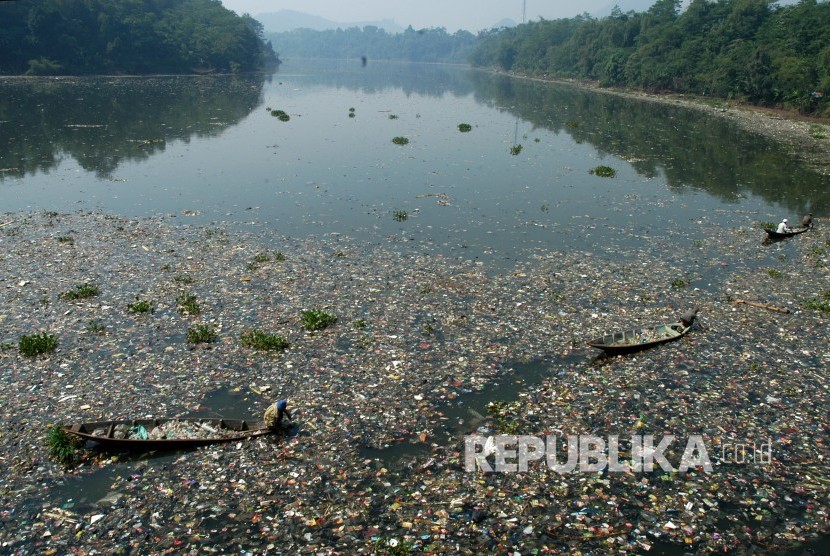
[266,26,478,64]
[0,0,279,75]
[469,0,830,115]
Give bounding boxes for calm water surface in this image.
[2,59,828,264]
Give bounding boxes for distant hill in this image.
[490,18,518,30]
[255,10,404,34]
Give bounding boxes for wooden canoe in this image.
[63,418,273,450]
[764,227,809,239]
[587,322,692,355]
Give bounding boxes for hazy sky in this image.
[220,0,617,32]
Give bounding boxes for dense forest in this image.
[0,0,279,75]
[469,0,830,115]
[265,26,478,64]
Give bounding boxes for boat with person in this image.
[764,227,809,239]
[63,417,273,450]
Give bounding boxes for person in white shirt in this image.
[776,218,791,233]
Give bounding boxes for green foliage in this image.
[174,275,195,284]
[767,268,783,279]
[274,251,286,262]
[393,210,408,222]
[176,292,201,316]
[301,309,337,331]
[47,426,80,466]
[56,236,74,244]
[253,253,272,263]
[486,401,522,434]
[61,283,99,301]
[510,144,523,155]
[458,123,473,132]
[270,109,290,122]
[127,297,154,314]
[757,221,776,230]
[19,332,58,356]
[590,165,616,177]
[1,0,278,75]
[392,136,409,145]
[468,0,830,115]
[388,114,399,119]
[187,323,218,344]
[671,277,690,289]
[373,537,414,555]
[804,291,830,313]
[240,330,290,351]
[86,320,106,334]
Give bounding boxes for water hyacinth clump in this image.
[240,329,290,351]
[61,283,99,301]
[671,277,690,289]
[590,165,616,177]
[804,291,830,312]
[127,297,154,314]
[47,426,79,466]
[510,144,522,155]
[393,210,408,222]
[86,320,106,334]
[270,109,290,122]
[176,292,201,316]
[187,323,218,344]
[391,136,409,145]
[301,309,337,331]
[19,331,58,356]
[458,123,472,132]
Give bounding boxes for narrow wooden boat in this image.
[587,321,692,355]
[63,418,273,450]
[764,227,809,239]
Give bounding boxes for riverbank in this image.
[506,71,830,177]
[1,210,828,554]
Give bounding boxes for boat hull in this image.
[587,322,691,354]
[764,227,808,239]
[63,418,273,450]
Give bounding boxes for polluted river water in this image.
[1,59,829,554]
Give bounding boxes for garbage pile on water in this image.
[0,210,828,554]
[91,421,238,441]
